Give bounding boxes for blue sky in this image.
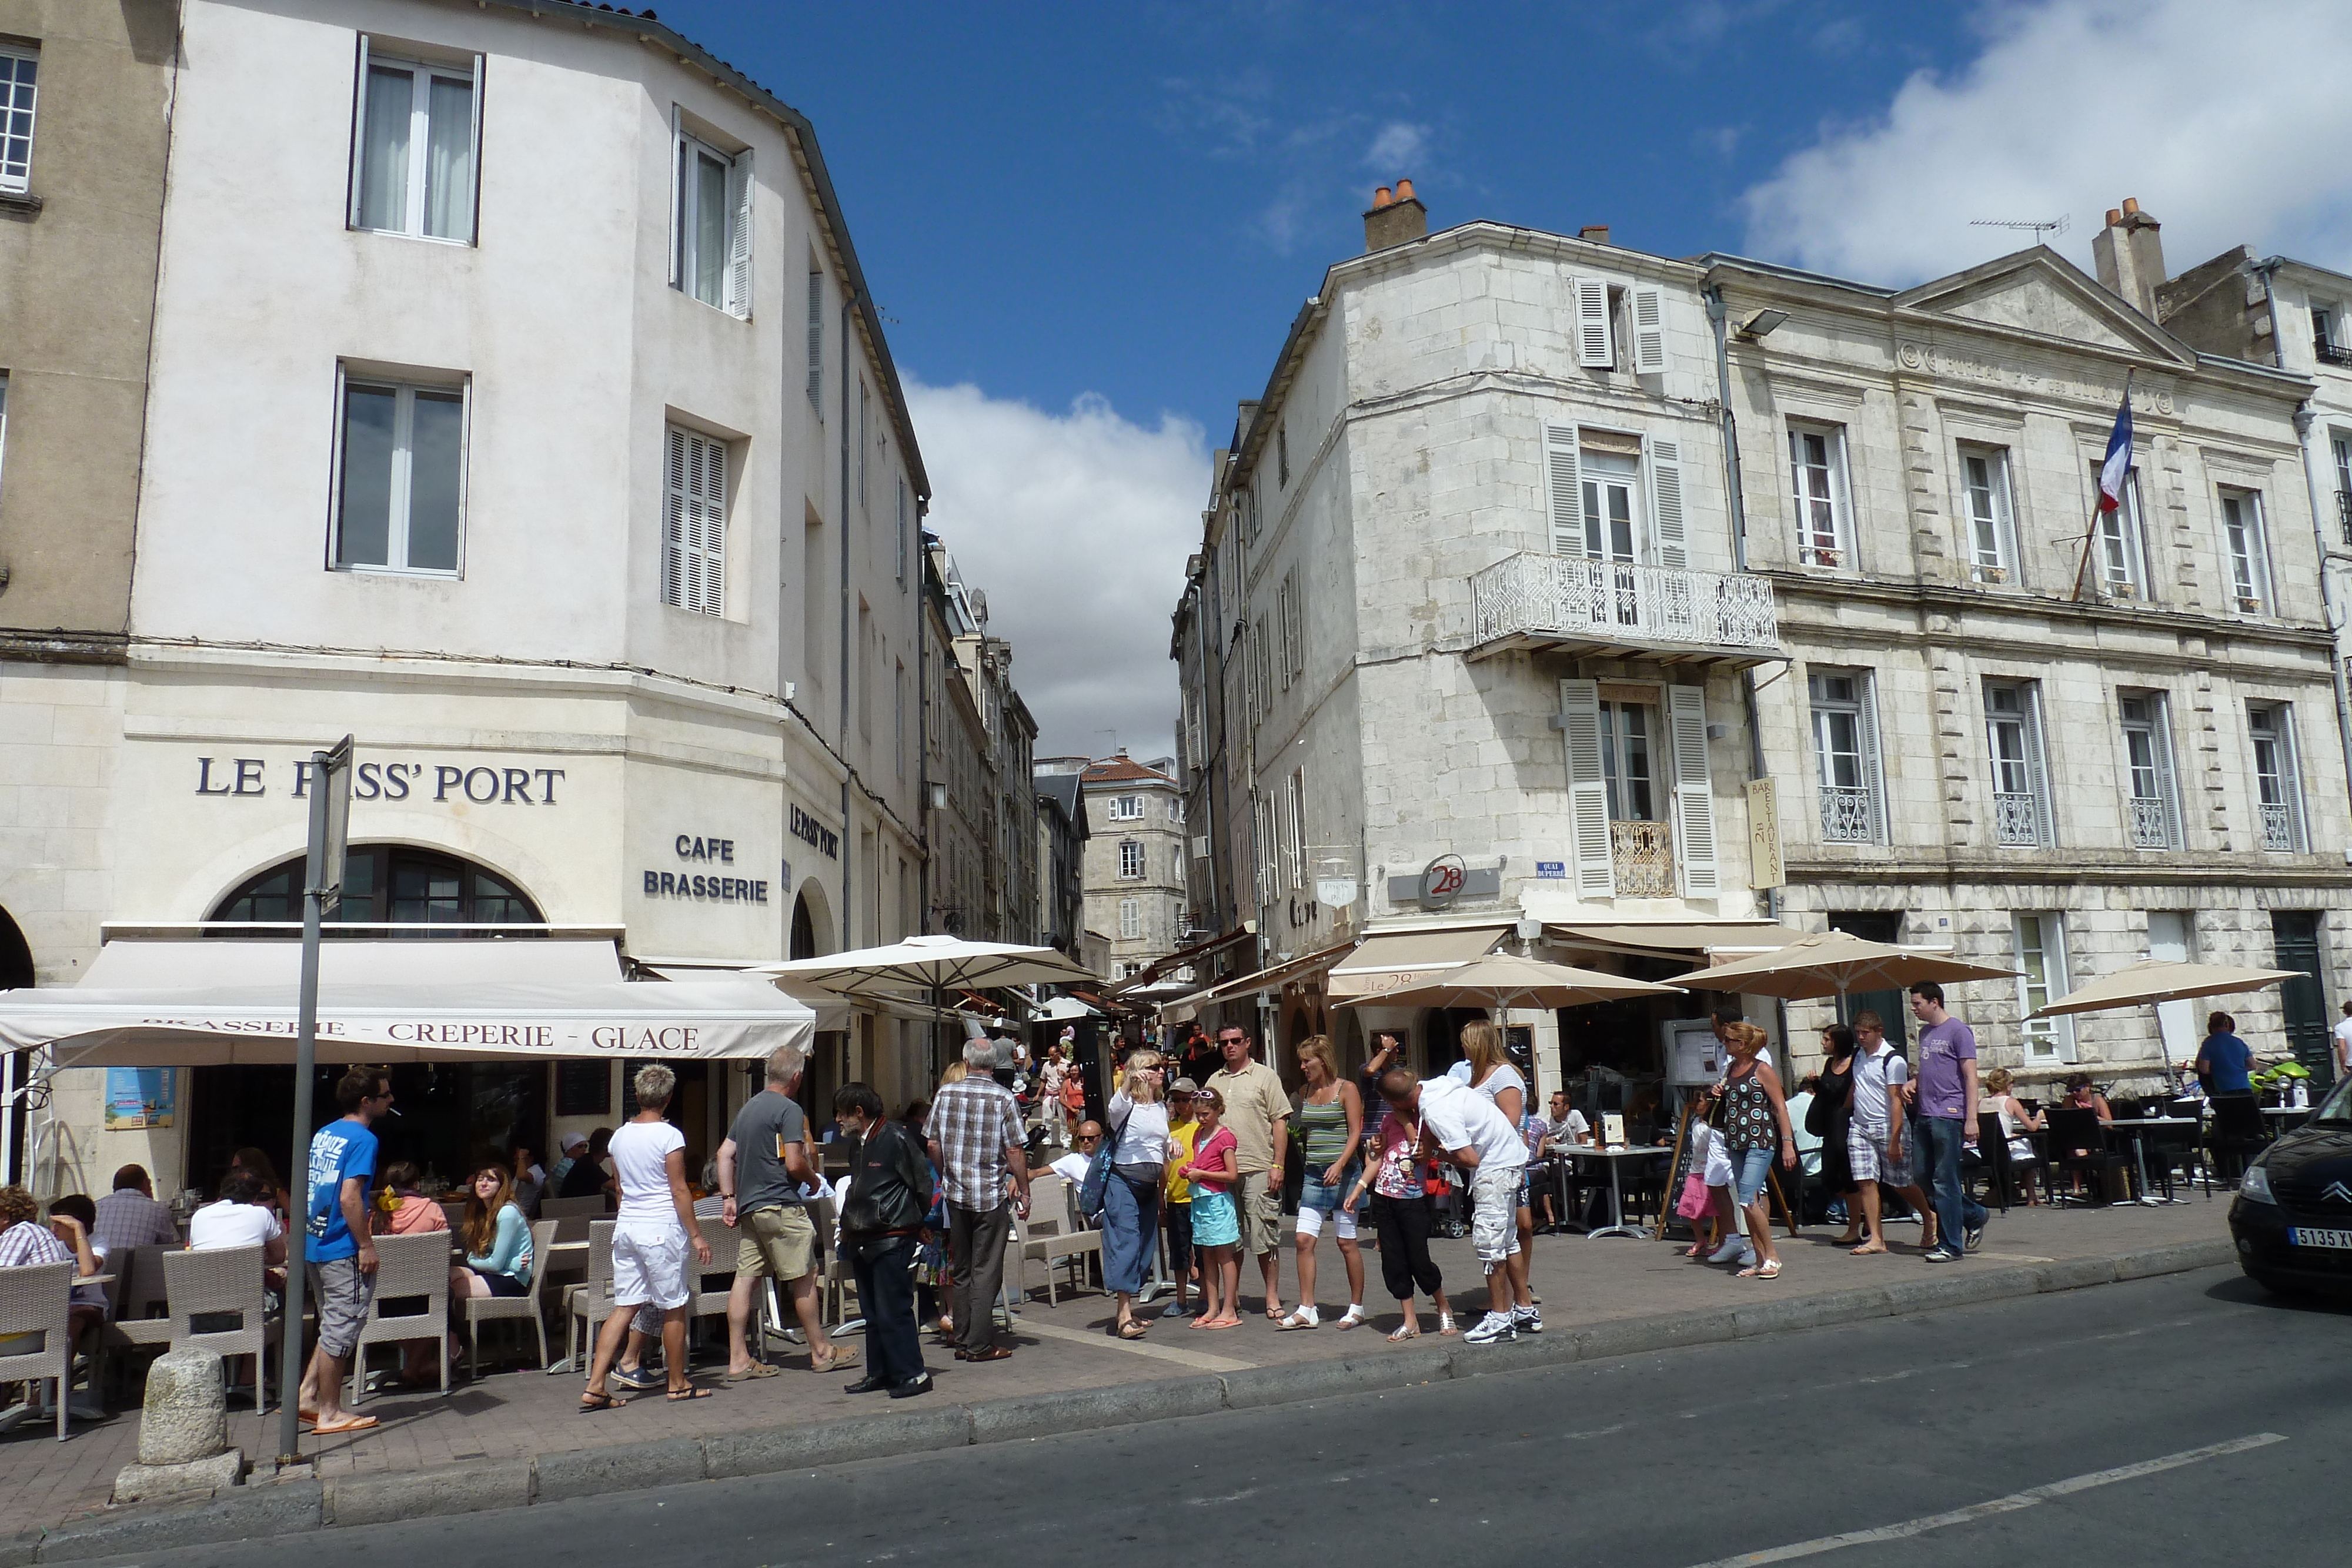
[655,1,2352,762]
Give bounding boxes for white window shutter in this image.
[1545,423,1583,556]
[666,105,684,289]
[1560,678,1613,897]
[663,427,687,607]
[347,36,373,229]
[1648,436,1687,569]
[1575,278,1613,367]
[723,149,753,320]
[2022,687,2053,847]
[2151,698,2181,846]
[1667,684,1720,897]
[1631,285,1670,374]
[1858,673,1887,844]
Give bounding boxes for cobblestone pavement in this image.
[1,1197,2231,1536]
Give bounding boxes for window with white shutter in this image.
[2016,913,2076,1063]
[333,372,467,574]
[1665,684,1719,897]
[1789,422,1853,567]
[1118,840,1144,880]
[1631,285,1671,375]
[806,266,824,406]
[1646,436,1686,569]
[663,426,727,616]
[2249,704,2307,852]
[897,479,909,585]
[1959,444,2019,583]
[1984,680,2052,848]
[350,44,480,242]
[1574,279,1613,367]
[1280,568,1304,686]
[2119,692,2181,850]
[1251,617,1271,726]
[1808,670,1885,844]
[0,44,38,195]
[1285,767,1307,891]
[672,119,749,317]
[2090,459,2148,597]
[1545,423,1583,556]
[2219,489,2271,611]
[1559,678,1613,897]
[1119,897,1141,941]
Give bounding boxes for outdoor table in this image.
[1539,1145,1591,1233]
[1562,1145,1671,1239]
[2103,1117,2197,1204]
[2261,1106,2312,1134]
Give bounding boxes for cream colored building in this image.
[1070,753,1188,983]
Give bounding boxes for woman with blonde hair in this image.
[1279,1035,1365,1330]
[1102,1048,1171,1339]
[1982,1067,2046,1203]
[1458,1020,1541,1332]
[1718,1022,1797,1279]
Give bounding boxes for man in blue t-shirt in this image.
[1909,982,1986,1264]
[296,1067,392,1435]
[2196,1013,2257,1094]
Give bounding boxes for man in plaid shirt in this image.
[924,1039,1031,1362]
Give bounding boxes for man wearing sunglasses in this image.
[1048,1122,1105,1187]
[1205,1027,1291,1319]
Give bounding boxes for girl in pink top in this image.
[1180,1090,1242,1329]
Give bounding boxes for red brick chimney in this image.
[1364,177,1426,252]
[2093,196,2166,319]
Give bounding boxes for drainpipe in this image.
[1707,284,1780,927]
[840,290,856,962]
[2261,261,2352,817]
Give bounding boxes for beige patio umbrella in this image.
[2026,958,2298,1019]
[1334,952,1683,1011]
[1659,928,2016,1009]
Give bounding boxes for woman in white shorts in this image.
[582,1064,713,1410]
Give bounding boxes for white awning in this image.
[1325,925,1510,1000]
[0,940,814,1067]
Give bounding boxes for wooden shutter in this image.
[1575,278,1613,367]
[1545,423,1583,556]
[666,105,683,287]
[665,427,726,616]
[1560,678,1613,897]
[1648,436,1686,569]
[346,36,373,229]
[2150,694,2181,847]
[1631,285,1670,374]
[723,149,753,319]
[1667,683,1719,897]
[1858,671,1887,844]
[806,269,823,403]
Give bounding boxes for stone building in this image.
[1033,766,1088,959]
[1070,753,1188,982]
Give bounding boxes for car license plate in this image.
[2287,1227,2352,1249]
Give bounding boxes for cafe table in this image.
[2261,1105,2313,1134]
[1562,1145,1672,1239]
[2103,1117,2198,1204]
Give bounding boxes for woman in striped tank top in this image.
[1278,1036,1365,1330]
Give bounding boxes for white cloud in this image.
[1739,0,2352,286]
[906,378,1209,766]
[1364,120,1431,173]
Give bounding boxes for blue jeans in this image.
[1919,1115,1986,1252]
[1102,1169,1161,1295]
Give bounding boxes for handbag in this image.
[1078,1105,1132,1223]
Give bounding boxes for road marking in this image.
[1683,1432,2288,1567]
[1015,1315,1257,1372]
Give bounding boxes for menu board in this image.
[556,1060,611,1118]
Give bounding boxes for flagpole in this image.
[2073,370,2134,603]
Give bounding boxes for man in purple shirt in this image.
[1909,982,1986,1263]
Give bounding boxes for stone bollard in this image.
[113,1346,246,1505]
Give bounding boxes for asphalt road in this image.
[106,1266,2347,1568]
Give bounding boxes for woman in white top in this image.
[1461,1022,1539,1326]
[582,1064,713,1410]
[1981,1068,2047,1203]
[1103,1048,1171,1340]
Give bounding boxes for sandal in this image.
[665,1385,714,1402]
[1264,1303,1285,1321]
[1336,1304,1367,1331]
[725,1362,780,1381]
[1736,1261,1783,1279]
[1276,1306,1319,1331]
[1437,1313,1459,1336]
[811,1345,860,1373]
[1117,1320,1149,1340]
[1388,1322,1421,1342]
[309,1413,379,1435]
[578,1390,622,1415]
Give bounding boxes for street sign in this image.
[314,735,353,913]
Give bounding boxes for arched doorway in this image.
[191,845,551,1195]
[1,904,32,1185]
[790,892,819,961]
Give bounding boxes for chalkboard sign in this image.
[557,1061,610,1118]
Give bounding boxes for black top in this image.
[842,1119,931,1236]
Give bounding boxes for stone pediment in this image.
[1895,248,2194,365]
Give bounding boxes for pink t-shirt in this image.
[1188,1126,1238,1189]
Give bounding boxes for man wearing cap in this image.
[548,1132,588,1197]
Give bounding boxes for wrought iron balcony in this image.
[1469,553,1783,666]
[2259,801,2299,852]
[2317,339,2352,368]
[1611,820,1676,897]
[2337,489,2350,550]
[1993,793,2044,847]
[2128,795,2177,850]
[1818,786,1878,843]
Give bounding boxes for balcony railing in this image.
[2128,795,2176,850]
[1993,793,2043,847]
[2337,489,2350,550]
[2318,339,2352,367]
[2260,801,2298,852]
[1818,785,1877,843]
[1611,820,1675,897]
[1470,553,1782,663]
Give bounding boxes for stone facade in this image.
[1073,753,1188,981]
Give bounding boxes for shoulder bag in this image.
[1077,1104,1132,1223]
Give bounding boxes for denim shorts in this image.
[1298,1162,1360,1215]
[1730,1146,1775,1205]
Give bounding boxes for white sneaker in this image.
[1512,1304,1544,1334]
[1463,1310,1518,1345]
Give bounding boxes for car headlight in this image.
[2239,1164,2276,1205]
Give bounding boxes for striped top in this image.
[1297,1089,1352,1168]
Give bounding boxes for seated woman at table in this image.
[0,1186,106,1376]
[42,1194,111,1354]
[1980,1069,2046,1204]
[2059,1074,2113,1124]
[374,1162,450,1239]
[453,1165,534,1301]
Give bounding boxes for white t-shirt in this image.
[189,1199,282,1252]
[1851,1045,1907,1134]
[1106,1094,1171,1165]
[1418,1078,1526,1171]
[1542,1109,1591,1151]
[2334,1016,2352,1065]
[1048,1151,1091,1186]
[609,1118,689,1228]
[1468,1063,1526,1111]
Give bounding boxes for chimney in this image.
[2092,197,2166,320]
[1578,225,1611,245]
[1364,176,1426,252]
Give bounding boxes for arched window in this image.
[208,845,542,930]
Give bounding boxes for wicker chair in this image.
[460,1220,556,1379]
[0,1259,74,1441]
[346,1231,450,1406]
[563,1220,618,1370]
[96,1243,176,1398]
[160,1245,280,1413]
[1011,1174,1102,1306]
[687,1215,738,1355]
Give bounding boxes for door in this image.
[2271,911,2333,1085]
[1828,911,1909,1051]
[2147,912,2197,1063]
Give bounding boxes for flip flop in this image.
[578,1390,622,1414]
[1117,1320,1149,1339]
[310,1413,379,1435]
[665,1385,714,1402]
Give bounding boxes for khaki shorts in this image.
[1231,1169,1285,1256]
[736,1203,817,1281]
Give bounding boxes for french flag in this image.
[2097,386,2134,513]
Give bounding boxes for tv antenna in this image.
[1970,216,2070,246]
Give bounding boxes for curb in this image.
[23,1238,2235,1560]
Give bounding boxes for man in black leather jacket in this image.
[834,1083,934,1399]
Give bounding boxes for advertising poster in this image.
[105,1067,176,1130]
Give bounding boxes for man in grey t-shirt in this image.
[716,1045,856,1378]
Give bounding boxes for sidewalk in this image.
[2,1198,2234,1546]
